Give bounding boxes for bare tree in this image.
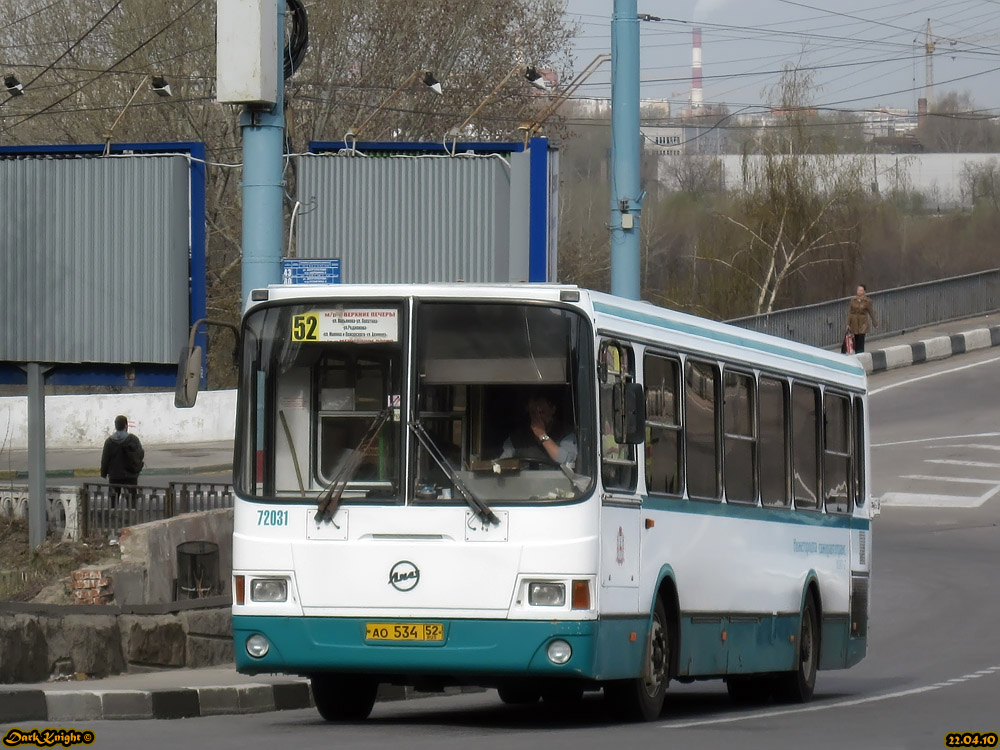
[922,92,1000,153]
[711,65,866,314]
[961,158,1000,211]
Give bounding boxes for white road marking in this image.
[873,432,1000,449]
[901,475,998,485]
[869,355,1000,396]
[661,668,1000,729]
[880,493,988,508]
[942,444,1000,452]
[926,459,1000,469]
[881,485,1000,508]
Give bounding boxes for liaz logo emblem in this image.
[388,560,420,591]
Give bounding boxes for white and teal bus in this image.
[229,283,873,722]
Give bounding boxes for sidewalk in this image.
[0,440,233,481]
[2,313,1000,724]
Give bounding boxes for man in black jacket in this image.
[100,415,145,507]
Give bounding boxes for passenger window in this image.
[685,360,720,500]
[644,354,682,495]
[600,341,637,492]
[824,393,852,513]
[791,383,820,510]
[759,377,789,508]
[723,371,756,504]
[853,397,867,506]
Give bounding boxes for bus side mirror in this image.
[613,382,646,444]
[175,345,203,408]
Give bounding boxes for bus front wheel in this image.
[774,594,819,703]
[310,673,378,721]
[604,597,670,721]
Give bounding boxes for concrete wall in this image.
[119,509,233,605]
[0,390,236,450]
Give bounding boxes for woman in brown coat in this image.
[846,284,878,353]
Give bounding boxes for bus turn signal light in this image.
[235,575,245,605]
[572,580,590,610]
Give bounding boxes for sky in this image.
[562,0,1000,116]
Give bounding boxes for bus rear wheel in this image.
[774,595,819,703]
[310,674,378,721]
[605,597,670,721]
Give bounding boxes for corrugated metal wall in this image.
[295,153,529,283]
[0,156,189,364]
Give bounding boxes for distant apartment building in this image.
[864,107,918,139]
[642,124,728,156]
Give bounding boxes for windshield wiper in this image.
[408,420,499,526]
[557,463,590,493]
[316,407,391,521]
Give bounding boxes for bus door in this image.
[598,340,643,612]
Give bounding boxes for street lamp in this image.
[518,53,610,146]
[103,74,172,155]
[4,74,23,96]
[444,65,547,151]
[344,69,443,151]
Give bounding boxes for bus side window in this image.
[685,360,721,500]
[853,397,867,506]
[824,393,852,513]
[599,341,637,492]
[723,370,756,504]
[791,383,820,510]
[644,353,681,495]
[759,377,790,508]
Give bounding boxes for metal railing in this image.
[79,481,234,538]
[727,269,1000,349]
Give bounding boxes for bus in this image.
[226,283,873,722]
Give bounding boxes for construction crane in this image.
[918,19,1000,110]
[923,19,935,109]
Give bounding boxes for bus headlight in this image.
[547,640,572,664]
[528,582,566,607]
[251,578,288,602]
[246,634,270,658]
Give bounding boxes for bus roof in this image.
[250,283,867,388]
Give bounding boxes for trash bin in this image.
[176,540,220,599]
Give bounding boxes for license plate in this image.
[365,622,444,642]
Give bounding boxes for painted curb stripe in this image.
[0,682,310,723]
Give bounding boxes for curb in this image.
[857,325,1000,374]
[0,681,314,723]
[0,681,485,723]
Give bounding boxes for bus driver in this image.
[499,393,578,469]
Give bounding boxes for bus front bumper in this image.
[234,614,647,681]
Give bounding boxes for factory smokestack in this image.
[691,27,703,111]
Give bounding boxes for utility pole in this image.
[241,3,285,307]
[924,18,935,110]
[217,0,286,307]
[610,0,642,301]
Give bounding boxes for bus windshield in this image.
[235,298,595,505]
